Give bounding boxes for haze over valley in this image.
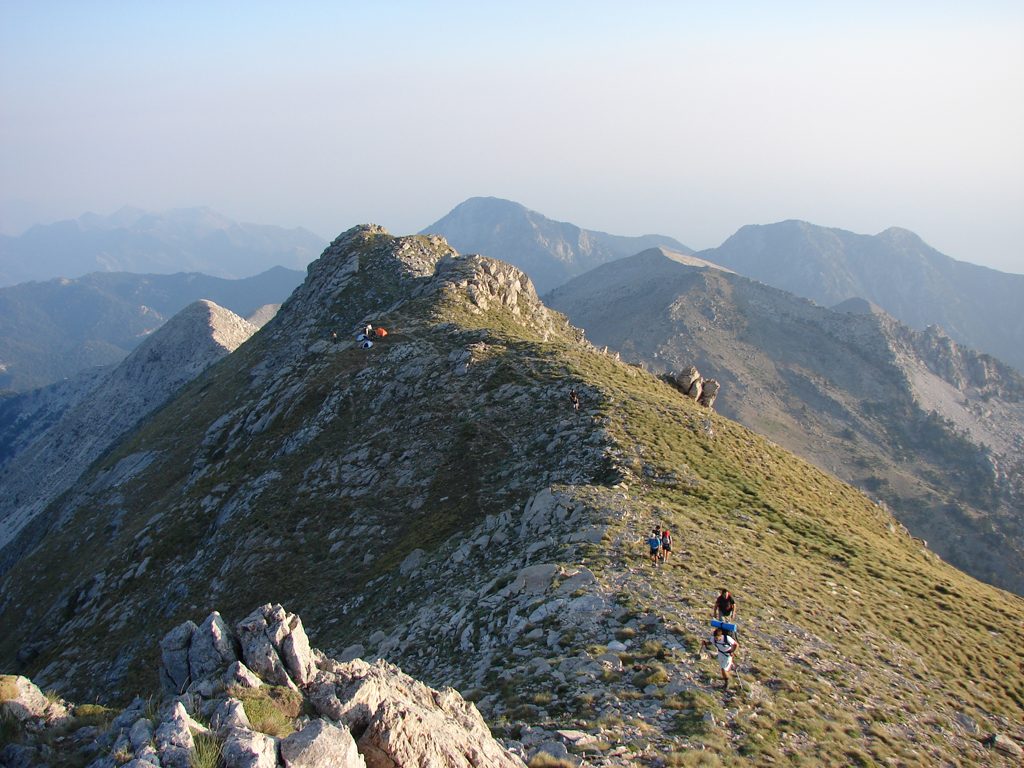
[2,3,1023,766]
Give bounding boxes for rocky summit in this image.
[1,226,1023,766]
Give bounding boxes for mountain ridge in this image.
[421,197,693,294]
[699,219,1024,371]
[0,206,326,287]
[0,267,303,391]
[0,299,258,575]
[1,227,1022,765]
[547,247,1024,592]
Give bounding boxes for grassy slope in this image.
[439,289,1024,765]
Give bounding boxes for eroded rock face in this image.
[189,611,240,684]
[236,603,316,690]
[280,719,365,768]
[309,658,524,768]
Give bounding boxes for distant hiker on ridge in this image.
[660,528,672,562]
[702,627,739,690]
[714,588,736,622]
[647,527,662,565]
[569,389,580,412]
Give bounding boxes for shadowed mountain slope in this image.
[2,229,1022,765]
[421,197,693,294]
[0,267,303,391]
[0,300,258,575]
[700,220,1024,371]
[548,248,1024,594]
[0,206,325,286]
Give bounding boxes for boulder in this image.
[159,620,198,695]
[154,702,196,768]
[358,698,524,768]
[225,661,263,689]
[672,366,702,399]
[0,675,51,722]
[279,614,316,686]
[237,604,296,689]
[309,659,524,767]
[211,698,252,737]
[189,611,239,685]
[222,729,279,768]
[986,733,1023,758]
[280,719,365,768]
[154,702,195,752]
[128,717,154,752]
[698,379,720,409]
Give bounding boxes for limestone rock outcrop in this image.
[667,366,720,409]
[13,604,524,768]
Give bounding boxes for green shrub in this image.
[226,685,302,738]
[73,703,117,729]
[633,663,669,688]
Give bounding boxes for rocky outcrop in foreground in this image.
[0,604,525,768]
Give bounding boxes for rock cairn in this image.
[0,604,525,768]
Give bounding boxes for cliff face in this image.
[2,227,1023,766]
[0,300,258,573]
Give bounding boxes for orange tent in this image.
[375,327,388,338]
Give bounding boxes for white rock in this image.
[222,728,278,768]
[280,719,366,768]
[0,676,51,722]
[189,611,239,685]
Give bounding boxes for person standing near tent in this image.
[363,322,373,338]
[714,588,736,622]
[702,627,739,689]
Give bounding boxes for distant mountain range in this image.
[0,299,258,575]
[699,220,1024,371]
[0,206,326,286]
[0,267,303,392]
[548,247,1024,593]
[421,197,692,294]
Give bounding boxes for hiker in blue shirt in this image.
[647,528,662,565]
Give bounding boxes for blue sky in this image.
[2,1,1022,272]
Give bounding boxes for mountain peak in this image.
[276,225,560,349]
[421,198,692,294]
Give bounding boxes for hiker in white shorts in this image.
[702,627,739,689]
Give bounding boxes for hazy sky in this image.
[2,1,1022,272]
